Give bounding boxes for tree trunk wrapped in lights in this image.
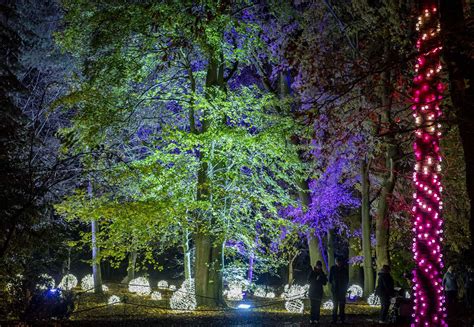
[411,2,447,326]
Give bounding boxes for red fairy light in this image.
[410,3,447,326]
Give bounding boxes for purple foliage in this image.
[240,166,252,176]
[191,58,207,72]
[306,157,359,227]
[224,27,244,50]
[370,233,376,247]
[269,240,279,253]
[170,147,181,154]
[350,228,362,238]
[348,255,364,265]
[166,101,182,114]
[228,66,261,90]
[285,156,359,238]
[137,126,152,141]
[241,8,257,23]
[226,240,247,255]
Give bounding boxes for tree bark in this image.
[194,232,224,306]
[195,231,210,305]
[347,211,361,285]
[298,178,325,271]
[208,239,224,304]
[375,69,397,271]
[88,180,102,294]
[361,159,375,296]
[308,233,325,270]
[91,218,102,294]
[125,250,137,283]
[440,0,474,256]
[288,264,294,287]
[375,146,396,271]
[348,237,359,285]
[183,229,192,280]
[274,70,325,275]
[327,229,335,269]
[288,251,299,286]
[248,250,254,284]
[194,57,225,307]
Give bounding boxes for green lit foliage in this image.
[55,0,303,274]
[55,150,195,268]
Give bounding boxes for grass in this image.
[70,283,380,320]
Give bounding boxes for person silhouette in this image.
[308,260,327,324]
[329,257,349,323]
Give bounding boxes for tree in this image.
[253,2,364,271]
[87,180,102,294]
[410,2,447,324]
[267,222,306,286]
[56,0,302,307]
[440,0,474,258]
[361,158,375,296]
[0,0,28,261]
[1,0,81,316]
[1,0,76,275]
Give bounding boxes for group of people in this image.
[307,258,394,325]
[307,257,351,324]
[442,265,474,314]
[307,259,474,325]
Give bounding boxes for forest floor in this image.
[68,285,380,320]
[58,286,474,326]
[2,311,474,327]
[1,284,473,326]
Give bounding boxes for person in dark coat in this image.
[308,260,327,324]
[443,266,458,316]
[375,264,394,323]
[463,267,474,308]
[329,257,349,323]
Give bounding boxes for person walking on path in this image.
[443,266,458,316]
[308,260,327,324]
[463,267,474,309]
[375,264,394,323]
[329,257,349,324]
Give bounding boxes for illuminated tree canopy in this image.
[1,0,473,324]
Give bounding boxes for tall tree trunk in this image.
[375,69,397,271]
[298,178,325,270]
[248,250,254,284]
[327,229,335,269]
[275,70,325,274]
[125,250,137,283]
[411,3,448,323]
[375,145,396,271]
[308,233,325,270]
[288,251,299,286]
[91,218,102,294]
[440,0,474,257]
[361,159,375,296]
[194,58,224,307]
[348,238,359,285]
[288,263,294,287]
[194,232,224,306]
[195,231,210,305]
[88,180,102,294]
[347,211,361,285]
[207,239,224,305]
[183,229,192,280]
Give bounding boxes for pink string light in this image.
[411,3,447,326]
